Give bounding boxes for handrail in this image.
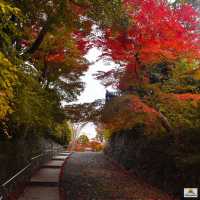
[2,163,31,187]
[31,154,43,161]
[0,146,64,199]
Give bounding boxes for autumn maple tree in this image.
[98,0,199,86]
[97,0,200,133]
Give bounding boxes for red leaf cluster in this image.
[174,93,200,101]
[130,96,160,126]
[99,0,200,84]
[72,31,91,54]
[46,52,65,63]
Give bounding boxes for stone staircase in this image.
[18,152,71,200]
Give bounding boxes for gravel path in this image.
[61,152,176,200]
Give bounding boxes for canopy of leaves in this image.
[64,99,104,123]
[0,0,125,141]
[98,0,200,137]
[95,0,199,88]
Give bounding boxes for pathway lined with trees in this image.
[60,152,176,200]
[0,0,200,199]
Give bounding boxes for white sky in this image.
[76,48,106,104]
[71,0,178,139]
[73,47,115,139]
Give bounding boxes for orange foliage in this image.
[174,93,200,101]
[46,52,65,63]
[130,96,159,115]
[130,96,161,130]
[89,141,103,151]
[103,95,163,134]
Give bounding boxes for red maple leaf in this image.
[96,0,200,88]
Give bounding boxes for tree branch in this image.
[25,23,49,55]
[158,111,172,133]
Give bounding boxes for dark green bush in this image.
[105,127,200,196]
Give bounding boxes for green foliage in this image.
[0,1,21,120]
[103,129,112,141]
[52,120,72,145]
[11,74,64,129]
[0,52,18,120]
[0,0,69,139]
[0,1,22,54]
[78,135,89,144]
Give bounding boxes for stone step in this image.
[59,152,71,156]
[31,168,60,183]
[29,181,58,187]
[52,155,68,160]
[18,152,73,200]
[42,160,64,168]
[18,186,59,200]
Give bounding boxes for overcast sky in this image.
[74,47,115,139]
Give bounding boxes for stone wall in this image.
[0,136,64,185]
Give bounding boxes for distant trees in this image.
[51,120,72,145]
[78,135,89,145]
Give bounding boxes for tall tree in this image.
[96,0,200,134]
[0,0,125,138]
[97,0,199,89]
